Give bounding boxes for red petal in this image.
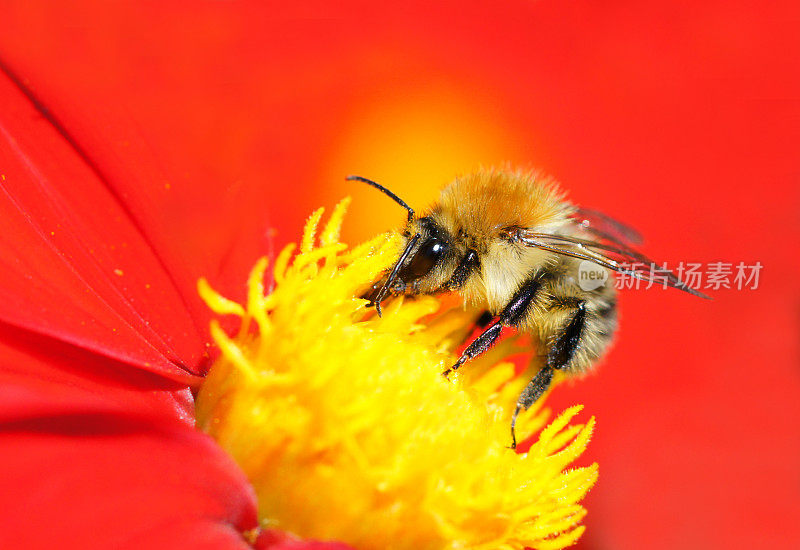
[0,69,207,382]
[0,321,195,423]
[0,381,259,549]
[0,4,286,321]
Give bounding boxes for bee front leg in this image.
[443,276,543,377]
[510,301,587,449]
[450,309,494,348]
[442,321,503,377]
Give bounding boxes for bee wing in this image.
[512,229,710,299]
[569,207,644,247]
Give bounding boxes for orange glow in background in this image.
[319,81,530,240]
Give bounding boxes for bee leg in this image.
[454,310,494,346]
[443,276,543,377]
[510,301,587,449]
[510,365,554,449]
[442,321,503,377]
[546,301,588,372]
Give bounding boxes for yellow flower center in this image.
[196,199,597,550]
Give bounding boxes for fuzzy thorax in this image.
[196,198,597,550]
[428,169,574,311]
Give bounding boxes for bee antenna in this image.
[346,175,415,224]
[371,233,420,317]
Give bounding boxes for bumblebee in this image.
[350,169,708,448]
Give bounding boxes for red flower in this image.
[0,58,354,550]
[1,2,798,549]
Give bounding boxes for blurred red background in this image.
[1,1,798,549]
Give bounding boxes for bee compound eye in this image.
[404,238,448,281]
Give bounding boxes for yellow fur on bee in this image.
[431,169,574,311]
[435,168,573,247]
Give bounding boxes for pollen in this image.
[196,198,598,550]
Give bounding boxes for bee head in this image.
[348,175,456,315]
[391,217,451,290]
[358,217,453,315]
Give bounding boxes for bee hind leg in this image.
[510,365,554,449]
[510,301,587,449]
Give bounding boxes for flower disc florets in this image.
[196,199,597,550]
